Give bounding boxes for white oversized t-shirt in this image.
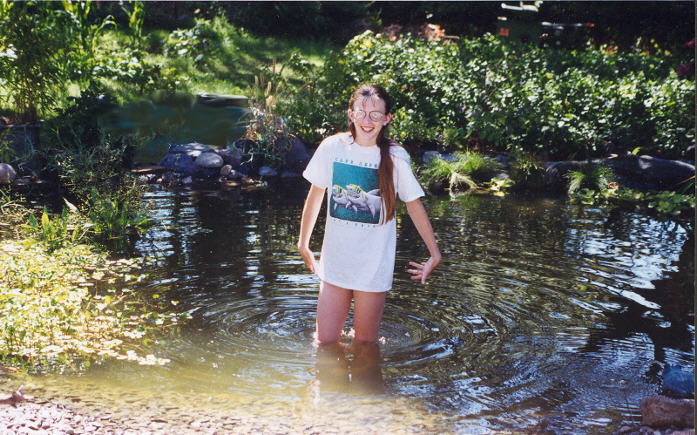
[302,132,425,292]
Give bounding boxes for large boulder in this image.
[543,156,695,191]
[159,152,197,175]
[640,395,694,428]
[0,163,16,184]
[606,155,695,190]
[168,143,214,158]
[195,152,224,169]
[218,147,242,168]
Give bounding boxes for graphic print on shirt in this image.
[330,161,381,224]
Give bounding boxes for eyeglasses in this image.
[352,110,387,122]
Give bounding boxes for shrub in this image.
[279,31,694,159]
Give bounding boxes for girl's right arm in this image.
[297,184,326,274]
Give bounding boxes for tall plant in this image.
[0,1,78,123]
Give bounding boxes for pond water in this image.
[34,182,694,433]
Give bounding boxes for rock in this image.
[218,148,242,168]
[640,395,694,428]
[226,169,242,180]
[0,163,16,184]
[494,154,510,168]
[220,165,232,177]
[544,156,695,191]
[168,143,214,154]
[662,365,694,399]
[258,166,278,177]
[195,152,224,169]
[607,156,695,190]
[422,151,441,164]
[196,93,248,108]
[668,429,695,435]
[182,176,193,185]
[159,153,197,175]
[281,137,311,170]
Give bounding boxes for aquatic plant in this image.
[0,239,184,372]
[509,150,546,191]
[420,151,500,192]
[25,205,89,253]
[565,164,615,194]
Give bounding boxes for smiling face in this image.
[348,95,393,147]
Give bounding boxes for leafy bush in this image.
[280,31,694,159]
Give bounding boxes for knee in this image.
[315,331,341,346]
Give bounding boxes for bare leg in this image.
[315,280,352,344]
[348,341,384,395]
[352,290,386,343]
[316,342,349,393]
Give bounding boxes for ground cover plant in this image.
[0,237,185,373]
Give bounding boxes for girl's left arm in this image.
[405,198,441,284]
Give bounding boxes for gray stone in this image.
[258,166,278,177]
[226,170,242,180]
[0,163,16,184]
[422,151,441,164]
[544,156,695,191]
[220,165,232,177]
[195,152,224,169]
[494,154,510,168]
[218,148,242,168]
[641,395,694,428]
[159,153,197,175]
[168,143,214,154]
[182,176,193,185]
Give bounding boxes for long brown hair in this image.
[348,84,396,224]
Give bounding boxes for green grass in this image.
[98,17,337,101]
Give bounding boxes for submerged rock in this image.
[662,365,695,399]
[640,395,694,428]
[258,166,278,177]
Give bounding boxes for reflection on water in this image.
[33,182,694,433]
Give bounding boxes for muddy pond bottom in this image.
[29,185,695,433]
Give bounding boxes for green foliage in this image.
[280,31,693,158]
[0,1,80,122]
[569,185,695,218]
[121,1,145,47]
[60,0,115,84]
[485,176,515,197]
[25,205,89,253]
[450,151,501,183]
[646,191,695,216]
[565,164,615,194]
[0,239,182,372]
[163,17,220,62]
[509,151,546,191]
[86,187,152,250]
[420,151,499,192]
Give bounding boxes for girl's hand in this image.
[407,256,441,284]
[298,245,317,274]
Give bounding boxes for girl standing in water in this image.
[298,84,441,345]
